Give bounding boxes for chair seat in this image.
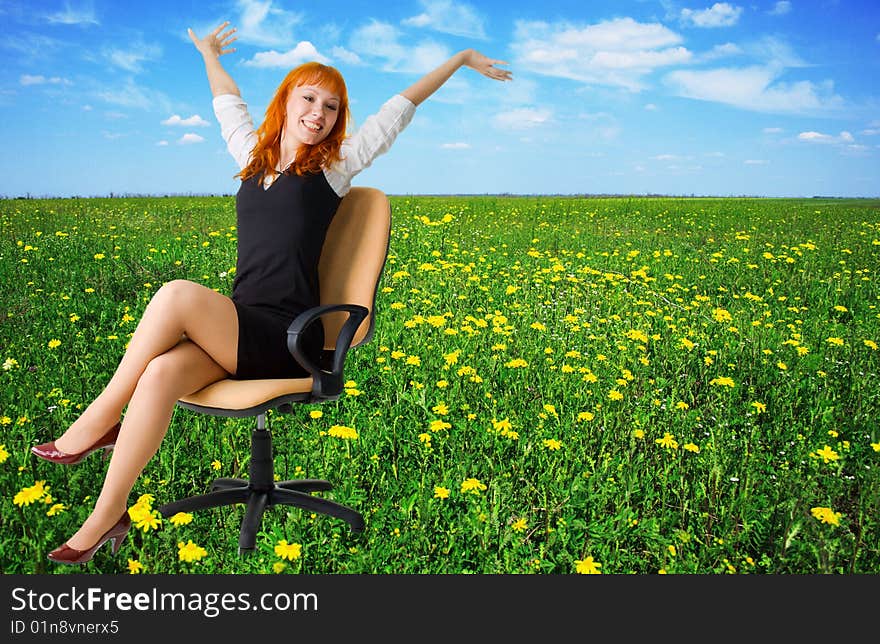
[179,377,313,414]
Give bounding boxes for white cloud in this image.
[762,127,783,133]
[162,114,210,127]
[330,46,363,66]
[665,65,844,115]
[798,130,854,144]
[493,108,552,130]
[441,142,471,149]
[349,20,449,73]
[744,159,769,164]
[104,42,162,73]
[700,42,742,61]
[178,133,205,145]
[234,0,304,48]
[46,2,99,25]
[95,79,172,113]
[644,103,658,110]
[156,140,169,146]
[242,41,330,68]
[681,3,743,28]
[769,1,792,16]
[402,0,487,39]
[511,17,691,91]
[20,74,71,86]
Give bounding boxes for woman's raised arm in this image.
[188,21,241,97]
[400,48,512,107]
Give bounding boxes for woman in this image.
[32,21,511,565]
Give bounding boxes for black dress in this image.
[230,170,342,380]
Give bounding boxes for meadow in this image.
[1,194,878,575]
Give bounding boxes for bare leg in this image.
[63,340,230,550]
[54,280,239,453]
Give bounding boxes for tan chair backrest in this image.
[318,186,391,349]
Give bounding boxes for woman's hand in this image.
[188,21,237,60]
[462,49,512,82]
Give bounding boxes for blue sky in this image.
[1,0,878,198]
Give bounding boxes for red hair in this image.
[236,62,350,182]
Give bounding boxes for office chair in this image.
[157,187,391,553]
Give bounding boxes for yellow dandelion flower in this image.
[505,358,529,368]
[543,438,562,451]
[871,441,880,452]
[273,562,287,574]
[826,337,844,346]
[432,402,449,415]
[429,419,451,432]
[863,339,877,351]
[812,445,839,463]
[134,510,162,532]
[127,559,144,574]
[683,443,700,453]
[625,329,649,343]
[712,308,732,323]
[274,540,302,561]
[511,518,528,533]
[608,389,624,401]
[13,481,47,507]
[47,339,61,349]
[751,401,766,413]
[575,556,602,574]
[405,355,421,366]
[709,376,735,388]
[578,412,594,422]
[433,486,450,499]
[328,425,358,440]
[93,253,105,260]
[777,361,788,371]
[210,459,221,471]
[46,503,67,516]
[633,429,645,440]
[530,322,547,331]
[655,433,679,450]
[810,506,842,526]
[675,401,689,410]
[460,478,487,494]
[177,540,208,563]
[0,444,9,463]
[418,432,432,445]
[170,512,193,526]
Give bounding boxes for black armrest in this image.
[286,304,369,400]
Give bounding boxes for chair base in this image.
[157,478,365,551]
[157,421,364,552]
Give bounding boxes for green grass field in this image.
[1,194,878,574]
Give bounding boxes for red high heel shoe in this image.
[47,510,131,565]
[31,421,121,465]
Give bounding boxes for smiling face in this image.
[284,84,341,147]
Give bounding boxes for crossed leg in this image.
[58,280,239,551]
